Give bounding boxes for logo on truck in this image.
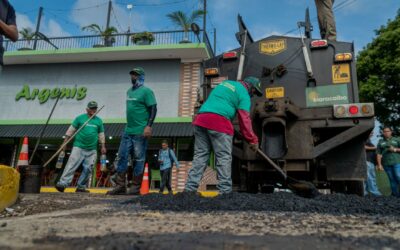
[260,39,287,55]
[306,85,349,107]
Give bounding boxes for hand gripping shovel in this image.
[255,148,319,198]
[43,105,105,168]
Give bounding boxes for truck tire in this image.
[345,180,365,196]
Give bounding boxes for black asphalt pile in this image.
[131,192,400,216]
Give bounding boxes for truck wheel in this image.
[345,181,365,196]
[330,181,346,194]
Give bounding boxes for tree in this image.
[82,24,118,47]
[19,28,36,45]
[357,9,400,133]
[166,9,205,42]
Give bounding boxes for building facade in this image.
[0,33,218,190]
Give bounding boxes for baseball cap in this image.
[129,67,145,76]
[87,101,98,109]
[243,76,263,96]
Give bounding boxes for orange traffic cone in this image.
[140,163,149,195]
[17,137,29,166]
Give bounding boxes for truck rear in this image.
[202,15,375,195]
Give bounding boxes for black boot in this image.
[106,172,126,195]
[126,174,143,195]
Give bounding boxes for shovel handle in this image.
[43,105,105,168]
[256,148,287,180]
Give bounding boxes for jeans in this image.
[384,163,400,197]
[364,161,382,196]
[185,126,233,194]
[57,147,97,189]
[116,133,148,176]
[160,167,172,192]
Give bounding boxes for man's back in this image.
[199,80,251,121]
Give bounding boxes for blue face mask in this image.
[131,75,145,89]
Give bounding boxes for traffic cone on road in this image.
[17,137,29,167]
[140,163,149,195]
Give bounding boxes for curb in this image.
[0,165,20,212]
[40,187,219,197]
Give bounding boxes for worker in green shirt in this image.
[377,127,400,197]
[107,67,157,195]
[56,101,106,193]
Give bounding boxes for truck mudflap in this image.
[322,131,369,181]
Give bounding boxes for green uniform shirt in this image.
[72,114,104,150]
[199,80,251,120]
[125,86,157,135]
[377,137,400,166]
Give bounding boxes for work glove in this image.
[249,143,259,152]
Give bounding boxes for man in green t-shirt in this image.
[377,127,400,197]
[107,67,157,195]
[56,101,107,193]
[185,77,261,194]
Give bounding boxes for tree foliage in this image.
[357,9,400,132]
[166,9,205,33]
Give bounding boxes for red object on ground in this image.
[140,163,149,195]
[17,137,29,166]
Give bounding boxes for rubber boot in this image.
[106,172,126,195]
[126,174,143,195]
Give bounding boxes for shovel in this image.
[255,148,319,198]
[43,105,105,168]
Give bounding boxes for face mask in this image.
[131,78,137,85]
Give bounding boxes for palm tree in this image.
[19,28,36,46]
[166,9,205,42]
[82,24,118,47]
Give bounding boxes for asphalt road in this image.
[0,192,399,250]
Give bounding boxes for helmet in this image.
[243,76,262,96]
[129,67,145,76]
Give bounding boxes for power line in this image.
[44,10,82,30]
[46,1,109,12]
[111,6,125,32]
[115,0,188,7]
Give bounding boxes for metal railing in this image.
[3,30,214,57]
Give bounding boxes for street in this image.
[0,192,399,249]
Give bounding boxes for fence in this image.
[3,30,214,57]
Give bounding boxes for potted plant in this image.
[131,31,155,45]
[18,28,35,50]
[166,9,205,43]
[82,24,118,47]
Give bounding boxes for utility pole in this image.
[203,0,207,42]
[33,7,43,50]
[106,0,112,30]
[213,28,216,56]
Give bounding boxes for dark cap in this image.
[87,101,98,109]
[243,76,263,96]
[129,67,145,76]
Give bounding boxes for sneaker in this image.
[55,183,65,193]
[76,188,89,193]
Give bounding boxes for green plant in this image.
[82,24,118,46]
[166,9,205,41]
[131,31,155,44]
[19,28,36,45]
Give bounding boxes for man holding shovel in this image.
[55,101,106,193]
[185,77,261,194]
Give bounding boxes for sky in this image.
[10,0,400,55]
